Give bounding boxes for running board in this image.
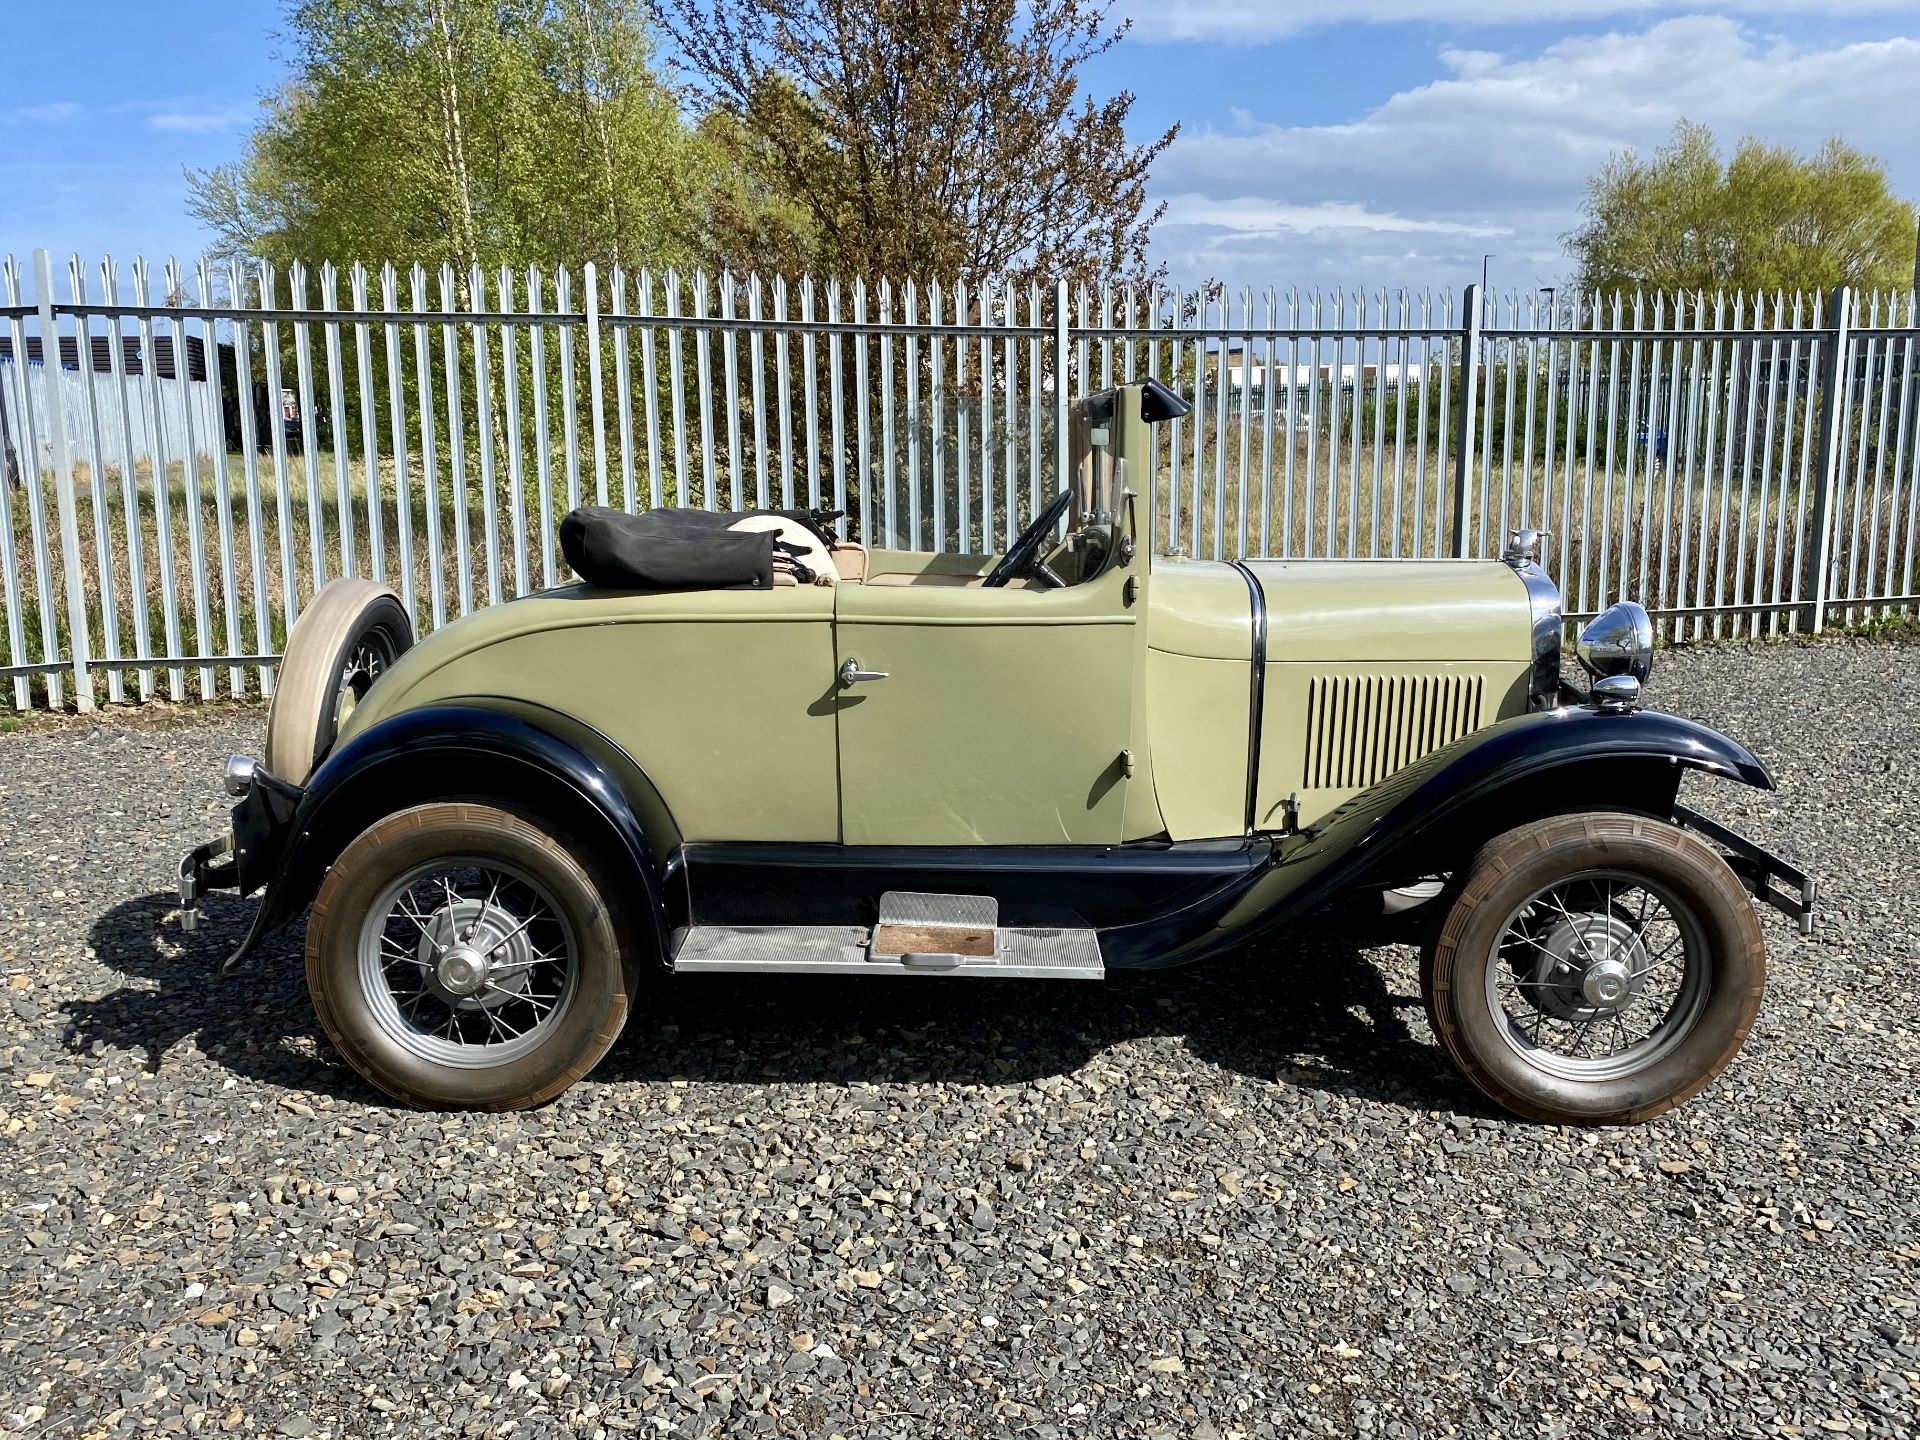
[672,924,1102,977]
[672,891,1102,978]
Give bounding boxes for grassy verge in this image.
[4,438,1914,712]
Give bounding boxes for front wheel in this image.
[1422,814,1765,1125]
[306,803,637,1110]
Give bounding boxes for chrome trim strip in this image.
[1511,560,1565,710]
[1228,560,1268,835]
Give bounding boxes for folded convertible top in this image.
[560,507,838,591]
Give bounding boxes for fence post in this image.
[1450,282,1482,557]
[585,261,607,508]
[1054,279,1071,497]
[33,249,94,712]
[1803,285,1851,634]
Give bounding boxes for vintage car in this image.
[178,379,1814,1123]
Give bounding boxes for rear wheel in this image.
[1422,813,1765,1125]
[265,579,412,784]
[306,803,637,1110]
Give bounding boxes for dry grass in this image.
[1156,428,1917,642]
[1,452,526,709]
[5,434,1916,711]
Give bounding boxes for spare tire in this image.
[265,579,413,785]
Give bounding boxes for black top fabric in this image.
[560,507,778,590]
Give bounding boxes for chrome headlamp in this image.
[1576,601,1654,685]
[223,754,259,797]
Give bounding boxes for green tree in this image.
[1566,120,1918,297]
[188,0,707,279]
[659,0,1177,285]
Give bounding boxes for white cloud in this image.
[5,101,81,124]
[1140,0,1920,42]
[1148,18,1920,290]
[148,111,238,133]
[1161,196,1509,237]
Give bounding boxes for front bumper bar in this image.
[174,756,304,950]
[1674,803,1817,937]
[177,835,237,933]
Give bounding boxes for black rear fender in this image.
[226,700,676,971]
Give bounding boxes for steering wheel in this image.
[982,488,1075,589]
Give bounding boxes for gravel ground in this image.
[1,640,1915,1439]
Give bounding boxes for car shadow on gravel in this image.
[75,892,1490,1117]
[71,892,323,1087]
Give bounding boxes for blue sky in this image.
[3,2,1917,296]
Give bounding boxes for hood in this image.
[1241,559,1532,663]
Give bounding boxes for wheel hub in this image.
[1581,957,1633,1008]
[415,898,536,1010]
[436,944,490,997]
[1523,910,1650,1020]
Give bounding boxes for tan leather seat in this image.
[829,541,868,583]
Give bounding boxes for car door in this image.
[830,562,1138,846]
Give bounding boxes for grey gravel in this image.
[1,639,1915,1438]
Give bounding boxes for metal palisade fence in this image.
[2,246,1916,711]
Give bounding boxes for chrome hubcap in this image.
[1487,871,1709,1082]
[1581,957,1633,1008]
[357,860,578,1068]
[435,945,490,998]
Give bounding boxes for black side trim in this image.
[1228,559,1267,835]
[1673,803,1817,936]
[674,839,1272,931]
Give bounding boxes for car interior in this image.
[748,416,1128,592]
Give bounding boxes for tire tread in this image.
[306,801,636,1111]
[1423,813,1766,1126]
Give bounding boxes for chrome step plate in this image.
[876,890,997,929]
[671,923,1103,979]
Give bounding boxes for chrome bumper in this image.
[174,753,302,942]
[1674,803,1817,937]
[177,835,236,933]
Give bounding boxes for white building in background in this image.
[0,332,223,483]
[1204,344,1434,415]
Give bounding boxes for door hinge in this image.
[1123,575,1139,606]
[1120,748,1135,779]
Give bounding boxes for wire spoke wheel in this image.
[356,857,580,1068]
[1423,814,1766,1126]
[333,631,397,733]
[310,803,638,1110]
[1485,869,1709,1082]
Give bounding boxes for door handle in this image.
[839,657,889,687]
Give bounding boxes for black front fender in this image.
[223,702,676,971]
[1297,703,1772,876]
[1105,705,1776,967]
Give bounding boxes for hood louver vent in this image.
[1303,673,1485,791]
